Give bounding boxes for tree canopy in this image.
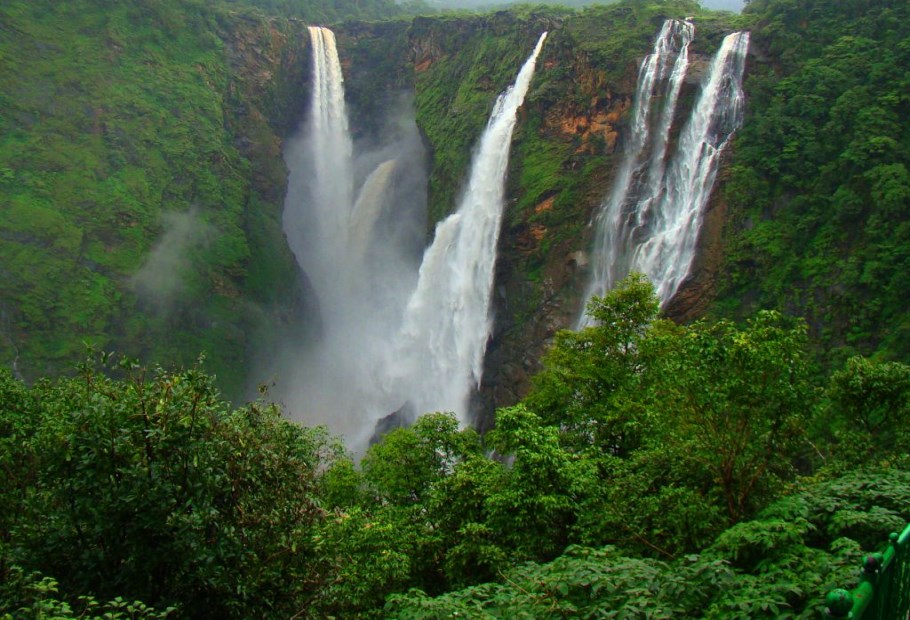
[2,277,908,618]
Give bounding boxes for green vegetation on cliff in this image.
[410,0,736,225]
[0,0,304,394]
[409,1,740,410]
[718,0,910,367]
[3,0,910,614]
[2,278,908,618]
[408,9,565,224]
[220,0,415,22]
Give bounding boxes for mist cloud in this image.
[254,92,429,451]
[132,208,211,314]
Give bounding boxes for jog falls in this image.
[580,21,749,322]
[1,0,910,618]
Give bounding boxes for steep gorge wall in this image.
[0,1,310,396]
[334,3,740,421]
[711,0,910,369]
[488,12,740,419]
[0,0,741,410]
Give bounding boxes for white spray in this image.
[580,25,749,324]
[379,33,549,426]
[276,27,428,443]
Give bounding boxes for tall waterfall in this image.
[382,33,549,425]
[580,25,749,326]
[276,27,429,444]
[284,26,355,315]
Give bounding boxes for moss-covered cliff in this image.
[375,2,740,416]
[5,0,905,419]
[714,0,910,371]
[0,0,742,408]
[329,3,739,419]
[0,0,310,396]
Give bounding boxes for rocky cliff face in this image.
[473,13,740,424]
[662,148,733,324]
[324,7,742,424]
[162,5,741,412]
[481,54,634,417]
[88,4,734,409]
[219,14,311,203]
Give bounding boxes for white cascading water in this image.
[378,32,549,426]
[349,159,397,272]
[580,19,693,326]
[284,26,355,315]
[634,31,749,302]
[638,21,695,221]
[277,26,428,444]
[580,24,749,326]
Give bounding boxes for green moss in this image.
[0,0,301,397]
[411,12,556,224]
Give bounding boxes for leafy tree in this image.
[0,564,172,620]
[311,506,414,619]
[0,353,340,619]
[357,413,498,597]
[821,355,910,464]
[427,455,510,588]
[524,272,659,456]
[642,311,813,523]
[386,468,910,619]
[387,545,735,620]
[0,369,36,549]
[513,276,814,556]
[486,405,597,561]
[703,467,910,618]
[362,412,482,506]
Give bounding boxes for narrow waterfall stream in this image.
[381,32,550,427]
[634,31,750,303]
[284,26,354,314]
[277,26,428,445]
[580,24,749,326]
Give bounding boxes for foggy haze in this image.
[132,208,212,314]
[260,88,428,450]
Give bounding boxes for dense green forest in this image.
[0,0,310,395]
[717,0,910,368]
[2,0,910,616]
[2,277,909,618]
[217,0,422,22]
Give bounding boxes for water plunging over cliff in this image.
[285,27,354,312]
[277,27,427,442]
[580,25,749,326]
[383,33,549,425]
[279,29,548,441]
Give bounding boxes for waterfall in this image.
[276,27,429,444]
[580,25,749,326]
[635,31,749,302]
[383,33,549,425]
[581,20,693,326]
[350,159,397,269]
[284,26,355,317]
